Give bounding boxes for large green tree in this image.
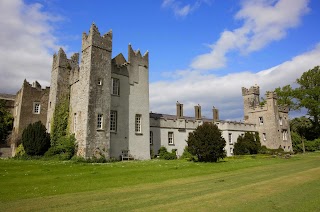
[187,122,226,162]
[294,66,320,133]
[274,85,297,111]
[275,66,320,139]
[0,100,13,145]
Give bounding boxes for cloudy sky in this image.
[0,0,319,120]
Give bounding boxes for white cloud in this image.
[150,43,320,120]
[191,0,310,70]
[162,0,210,17]
[0,0,62,94]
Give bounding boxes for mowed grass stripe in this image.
[1,153,319,211]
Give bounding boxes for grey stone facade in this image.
[46,24,150,160]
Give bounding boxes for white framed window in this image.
[230,148,233,155]
[279,117,283,126]
[97,114,103,129]
[259,117,264,125]
[135,114,142,133]
[111,78,120,95]
[33,102,40,114]
[263,133,267,141]
[168,132,174,145]
[282,130,288,141]
[73,113,77,133]
[150,131,153,145]
[228,133,232,144]
[110,111,117,132]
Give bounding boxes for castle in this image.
[0,24,292,159]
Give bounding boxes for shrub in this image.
[158,146,177,160]
[180,146,195,161]
[234,132,261,155]
[187,122,226,162]
[15,144,25,157]
[22,121,50,156]
[45,134,76,160]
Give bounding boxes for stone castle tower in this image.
[242,85,292,151]
[46,24,150,159]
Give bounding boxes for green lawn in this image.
[0,153,320,211]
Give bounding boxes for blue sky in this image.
[0,0,320,120]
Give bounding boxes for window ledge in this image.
[135,132,143,136]
[168,143,175,146]
[97,129,105,131]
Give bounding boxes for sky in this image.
[0,0,319,120]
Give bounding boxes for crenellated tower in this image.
[241,85,292,151]
[46,48,79,132]
[70,23,113,158]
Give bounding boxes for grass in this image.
[0,153,320,211]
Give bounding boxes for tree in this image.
[274,85,297,111]
[0,100,13,145]
[22,121,50,156]
[187,122,226,162]
[294,66,320,136]
[234,132,261,155]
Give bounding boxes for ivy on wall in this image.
[50,95,70,146]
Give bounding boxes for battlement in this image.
[128,44,148,68]
[266,91,277,99]
[23,79,49,92]
[52,48,68,69]
[82,23,112,52]
[278,105,289,113]
[242,85,260,96]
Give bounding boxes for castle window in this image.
[112,78,120,95]
[259,117,264,125]
[168,132,174,145]
[228,133,232,144]
[282,130,288,141]
[135,114,142,133]
[263,133,267,141]
[97,114,103,129]
[73,113,77,133]
[150,131,153,145]
[110,111,117,132]
[230,148,233,155]
[98,79,103,85]
[279,117,283,126]
[33,102,40,114]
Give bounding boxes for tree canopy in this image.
[187,122,226,162]
[0,100,13,145]
[275,66,320,140]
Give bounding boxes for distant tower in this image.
[242,85,260,121]
[241,85,292,152]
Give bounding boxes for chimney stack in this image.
[213,106,219,122]
[176,101,183,119]
[194,104,201,120]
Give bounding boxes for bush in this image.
[45,134,76,160]
[187,122,226,162]
[158,146,177,160]
[15,144,25,157]
[234,132,261,155]
[22,121,50,156]
[180,146,195,161]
